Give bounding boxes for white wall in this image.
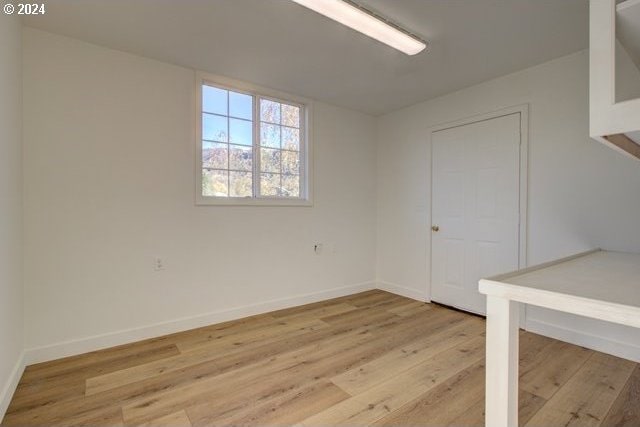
[0,13,25,419]
[22,28,377,359]
[20,28,640,366]
[376,50,640,361]
[616,40,640,102]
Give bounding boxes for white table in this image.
[478,249,640,427]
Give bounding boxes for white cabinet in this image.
[590,0,640,160]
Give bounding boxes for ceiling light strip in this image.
[291,0,427,55]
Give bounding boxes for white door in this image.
[431,113,521,315]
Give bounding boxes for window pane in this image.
[203,141,228,169]
[203,85,227,115]
[281,150,299,175]
[260,123,281,148]
[229,118,252,146]
[260,99,281,124]
[282,174,300,198]
[282,104,300,128]
[282,127,300,151]
[203,113,228,142]
[261,147,281,173]
[229,92,252,120]
[230,144,252,171]
[230,171,252,197]
[203,169,228,197]
[261,173,281,196]
[200,86,307,201]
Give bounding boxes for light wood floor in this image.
[3,290,639,426]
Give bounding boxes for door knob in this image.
[432,225,440,232]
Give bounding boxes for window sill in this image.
[196,196,313,207]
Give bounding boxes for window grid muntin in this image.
[257,97,302,198]
[200,81,306,201]
[201,84,256,197]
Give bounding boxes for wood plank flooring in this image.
[3,290,638,426]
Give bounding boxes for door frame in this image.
[427,104,529,311]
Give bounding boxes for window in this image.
[196,74,312,206]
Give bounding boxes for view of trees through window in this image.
[201,83,303,199]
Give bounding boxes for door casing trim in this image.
[427,104,529,320]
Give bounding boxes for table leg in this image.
[485,295,520,427]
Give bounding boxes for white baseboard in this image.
[377,282,640,362]
[0,350,25,423]
[526,317,640,363]
[377,281,429,302]
[24,281,375,365]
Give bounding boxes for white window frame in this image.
[195,71,313,206]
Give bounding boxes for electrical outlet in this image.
[314,243,323,254]
[154,257,165,271]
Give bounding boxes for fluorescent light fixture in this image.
[291,0,427,55]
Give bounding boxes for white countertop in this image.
[479,249,640,328]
